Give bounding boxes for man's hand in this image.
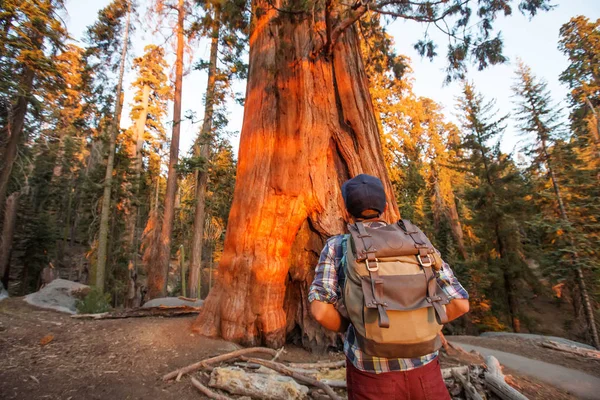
[445,299,469,322]
[310,300,350,332]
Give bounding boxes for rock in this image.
[0,281,8,302]
[142,297,203,308]
[209,367,309,400]
[24,279,89,314]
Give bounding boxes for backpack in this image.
[342,219,449,358]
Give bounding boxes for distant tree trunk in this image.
[431,166,467,259]
[0,67,34,219]
[192,5,399,348]
[146,0,185,299]
[584,97,600,159]
[96,3,131,292]
[541,138,600,349]
[188,13,220,299]
[126,84,150,260]
[0,192,20,289]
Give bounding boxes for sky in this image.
[61,1,599,157]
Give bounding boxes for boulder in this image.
[0,281,8,302]
[24,279,89,314]
[141,297,203,308]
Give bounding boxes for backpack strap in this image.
[400,219,434,266]
[402,219,448,324]
[354,221,390,329]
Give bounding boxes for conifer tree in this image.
[558,16,600,158]
[86,0,133,292]
[457,82,529,332]
[188,0,247,299]
[146,0,188,299]
[513,61,600,348]
[124,44,171,270]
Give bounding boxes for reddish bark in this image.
[192,5,399,347]
[0,192,19,289]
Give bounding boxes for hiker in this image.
[308,174,470,400]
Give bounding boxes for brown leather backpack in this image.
[343,219,449,358]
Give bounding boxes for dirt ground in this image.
[0,297,586,400]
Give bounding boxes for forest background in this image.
[0,0,599,350]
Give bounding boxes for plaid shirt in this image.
[308,222,469,374]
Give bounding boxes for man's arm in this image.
[445,298,469,321]
[308,237,349,332]
[436,260,470,321]
[310,301,349,332]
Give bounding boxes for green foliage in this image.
[76,288,112,314]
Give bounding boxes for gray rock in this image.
[0,281,8,302]
[141,297,203,308]
[24,279,89,314]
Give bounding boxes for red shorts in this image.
[346,357,451,400]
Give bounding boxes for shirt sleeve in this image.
[308,237,340,304]
[436,261,469,301]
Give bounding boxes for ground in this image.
[0,297,592,399]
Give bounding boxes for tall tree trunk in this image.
[192,4,399,348]
[188,12,220,299]
[146,0,185,299]
[584,97,600,159]
[126,84,151,262]
[0,67,34,219]
[494,220,520,332]
[96,3,131,292]
[541,138,600,349]
[0,192,19,289]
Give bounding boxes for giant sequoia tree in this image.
[193,0,552,347]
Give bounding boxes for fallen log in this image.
[208,367,309,399]
[541,340,600,359]
[452,369,483,400]
[191,376,233,400]
[441,365,469,379]
[242,357,342,400]
[72,305,201,319]
[484,356,528,400]
[163,347,278,381]
[319,379,346,388]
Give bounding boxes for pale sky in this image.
[62,1,599,158]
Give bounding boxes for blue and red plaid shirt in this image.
[308,222,469,374]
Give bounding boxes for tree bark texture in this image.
[0,67,34,220]
[192,3,399,348]
[0,192,19,288]
[188,13,220,299]
[146,0,185,299]
[96,3,131,292]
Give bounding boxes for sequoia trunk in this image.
[193,4,399,348]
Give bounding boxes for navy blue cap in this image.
[341,174,386,218]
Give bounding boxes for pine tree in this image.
[124,44,171,272]
[558,16,600,158]
[457,81,529,332]
[85,0,133,293]
[146,0,188,299]
[513,61,600,348]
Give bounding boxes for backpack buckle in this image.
[366,259,379,272]
[417,254,432,268]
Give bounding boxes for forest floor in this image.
[0,297,595,400]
